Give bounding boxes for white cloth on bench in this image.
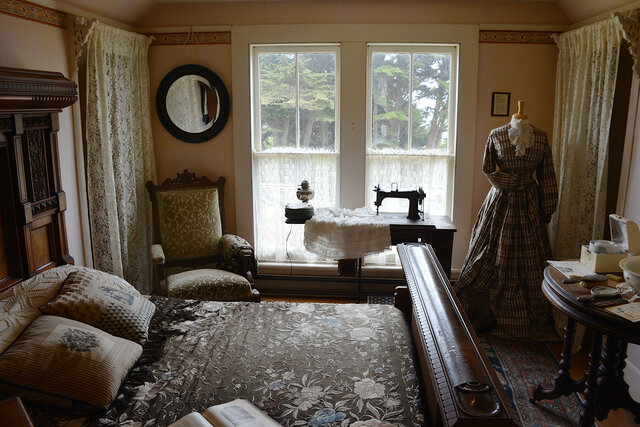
[303,207,391,259]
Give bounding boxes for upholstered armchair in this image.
[146,170,260,302]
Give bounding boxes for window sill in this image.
[258,261,404,279]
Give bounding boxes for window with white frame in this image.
[366,45,456,217]
[252,45,340,262]
[251,42,459,265]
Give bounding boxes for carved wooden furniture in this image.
[0,67,77,293]
[146,170,260,302]
[396,243,517,426]
[531,266,640,426]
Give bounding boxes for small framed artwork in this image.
[491,92,511,117]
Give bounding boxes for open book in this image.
[169,399,281,427]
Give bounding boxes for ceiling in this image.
[51,0,638,28]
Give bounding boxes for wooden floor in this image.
[547,342,638,426]
[262,294,638,426]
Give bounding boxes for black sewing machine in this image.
[374,184,425,220]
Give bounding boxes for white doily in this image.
[304,207,391,259]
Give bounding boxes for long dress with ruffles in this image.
[453,122,558,341]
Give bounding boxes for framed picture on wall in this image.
[491,92,510,116]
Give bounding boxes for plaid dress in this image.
[453,123,558,341]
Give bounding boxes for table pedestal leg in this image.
[579,332,602,427]
[590,339,640,423]
[357,257,362,304]
[531,317,585,402]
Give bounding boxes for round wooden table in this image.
[530,266,640,426]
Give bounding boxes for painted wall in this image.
[473,42,559,218]
[137,1,569,27]
[142,3,565,267]
[558,0,639,24]
[148,43,236,232]
[0,13,85,266]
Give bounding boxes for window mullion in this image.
[408,53,413,151]
[296,53,300,149]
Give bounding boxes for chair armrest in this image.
[218,234,257,278]
[150,244,167,295]
[150,244,166,265]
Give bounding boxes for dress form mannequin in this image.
[453,99,559,340]
[513,100,528,119]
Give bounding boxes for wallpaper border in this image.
[0,0,66,28]
[479,30,561,44]
[147,31,232,46]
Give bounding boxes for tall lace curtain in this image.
[549,18,622,260]
[82,22,156,292]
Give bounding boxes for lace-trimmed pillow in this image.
[0,315,142,409]
[39,270,155,344]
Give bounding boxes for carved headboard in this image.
[0,67,77,293]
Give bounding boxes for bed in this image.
[5,265,423,426]
[0,67,517,427]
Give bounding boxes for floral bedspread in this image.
[33,297,425,426]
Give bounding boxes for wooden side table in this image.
[530,266,640,426]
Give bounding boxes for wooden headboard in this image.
[397,243,518,426]
[0,67,77,293]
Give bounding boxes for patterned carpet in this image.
[367,295,582,426]
[480,337,583,426]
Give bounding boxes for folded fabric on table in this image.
[304,207,391,259]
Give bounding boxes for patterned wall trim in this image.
[479,30,562,44]
[0,0,66,28]
[147,31,231,46]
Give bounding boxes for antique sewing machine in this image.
[374,184,425,220]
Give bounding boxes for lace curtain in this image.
[254,150,450,264]
[549,18,622,260]
[82,21,156,292]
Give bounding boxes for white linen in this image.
[304,207,391,259]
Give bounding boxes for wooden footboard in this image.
[396,243,518,426]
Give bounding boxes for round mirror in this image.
[156,64,230,143]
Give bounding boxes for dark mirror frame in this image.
[156,64,230,143]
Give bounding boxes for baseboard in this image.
[255,274,404,298]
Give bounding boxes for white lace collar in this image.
[508,116,533,156]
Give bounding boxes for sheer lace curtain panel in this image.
[549,18,622,260]
[74,19,157,292]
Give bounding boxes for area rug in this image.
[480,337,583,426]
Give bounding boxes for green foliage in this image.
[257,49,451,151]
[372,52,451,150]
[259,52,336,150]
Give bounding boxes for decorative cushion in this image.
[0,264,80,354]
[39,270,156,344]
[0,315,142,409]
[156,187,223,262]
[166,269,253,301]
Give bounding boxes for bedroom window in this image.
[251,45,340,262]
[366,45,456,216]
[251,43,459,265]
